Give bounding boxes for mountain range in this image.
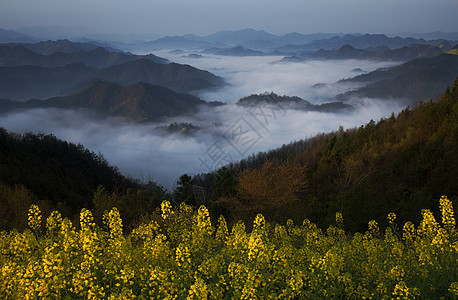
[0,41,225,100]
[6,39,122,55]
[275,33,456,54]
[0,81,211,122]
[2,28,458,54]
[0,44,167,68]
[1,30,458,124]
[120,30,457,55]
[281,44,449,62]
[202,46,269,56]
[112,29,341,52]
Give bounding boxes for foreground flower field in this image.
[1,196,457,299]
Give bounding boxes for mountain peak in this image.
[40,81,209,121]
[339,44,356,51]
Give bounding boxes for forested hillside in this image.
[0,130,165,230]
[200,77,458,232]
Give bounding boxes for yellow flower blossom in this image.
[28,204,42,233]
[161,200,172,220]
[0,196,456,299]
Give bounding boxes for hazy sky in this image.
[1,0,457,36]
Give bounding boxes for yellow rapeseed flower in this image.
[28,204,42,233]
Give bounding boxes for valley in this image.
[1,31,457,188]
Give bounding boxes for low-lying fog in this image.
[0,54,405,190]
[159,52,401,104]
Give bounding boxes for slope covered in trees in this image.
[0,129,165,230]
[203,77,458,232]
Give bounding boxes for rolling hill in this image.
[236,92,353,113]
[0,81,209,121]
[337,53,458,102]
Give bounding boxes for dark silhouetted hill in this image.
[0,81,209,121]
[0,127,131,215]
[337,54,458,102]
[236,92,353,113]
[0,127,167,231]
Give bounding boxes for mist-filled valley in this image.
[0,52,407,189]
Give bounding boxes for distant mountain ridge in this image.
[119,29,457,55]
[0,57,225,100]
[0,81,209,121]
[337,53,458,102]
[2,28,458,54]
[11,39,122,54]
[206,46,267,56]
[0,28,37,43]
[281,44,447,62]
[0,44,168,68]
[276,33,456,53]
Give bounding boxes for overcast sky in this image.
[1,0,457,36]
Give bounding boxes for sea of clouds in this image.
[0,53,405,190]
